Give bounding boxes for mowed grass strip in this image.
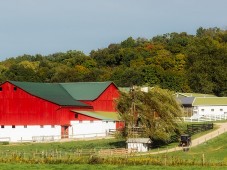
[0,138,126,152]
[0,163,227,170]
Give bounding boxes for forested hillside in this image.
[0,27,226,96]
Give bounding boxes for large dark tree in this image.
[116,87,184,144]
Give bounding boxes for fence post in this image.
[164,154,167,166]
[202,153,205,166]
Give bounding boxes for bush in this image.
[88,156,103,164]
[0,142,9,145]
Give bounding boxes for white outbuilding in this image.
[126,138,152,152]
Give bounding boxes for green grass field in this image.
[0,124,227,169]
[161,132,227,161]
[0,138,125,152]
[0,163,227,170]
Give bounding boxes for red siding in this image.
[73,113,99,121]
[81,84,119,112]
[116,121,125,129]
[0,82,93,125]
[0,82,121,126]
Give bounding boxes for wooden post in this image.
[202,153,205,165]
[164,154,167,166]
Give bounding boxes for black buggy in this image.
[179,134,191,151]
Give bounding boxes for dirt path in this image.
[147,122,227,154]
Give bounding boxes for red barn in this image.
[0,81,123,142]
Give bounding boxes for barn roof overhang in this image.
[71,110,120,121]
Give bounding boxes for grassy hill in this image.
[163,132,227,161]
[0,129,227,169]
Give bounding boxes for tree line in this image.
[0,27,226,96]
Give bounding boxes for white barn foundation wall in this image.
[0,125,61,142]
[69,120,116,138]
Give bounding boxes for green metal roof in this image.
[71,110,120,121]
[118,87,131,93]
[9,81,89,107]
[60,82,113,100]
[193,97,227,106]
[176,93,216,98]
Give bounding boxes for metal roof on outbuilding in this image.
[177,97,195,106]
[193,97,227,106]
[126,138,152,143]
[176,93,216,98]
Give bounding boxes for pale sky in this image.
[0,0,227,61]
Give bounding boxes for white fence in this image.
[30,132,109,142]
[183,114,227,122]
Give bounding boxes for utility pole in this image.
[131,85,136,138]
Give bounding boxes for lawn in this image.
[146,123,219,153]
[0,123,227,169]
[0,138,126,152]
[157,132,227,162]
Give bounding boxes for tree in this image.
[186,36,227,96]
[116,87,184,144]
[5,64,40,82]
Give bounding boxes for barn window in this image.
[75,114,78,118]
[211,109,214,112]
[0,87,2,91]
[12,125,15,128]
[51,125,55,128]
[40,125,44,128]
[1,125,4,128]
[24,125,27,128]
[14,87,17,91]
[220,109,223,111]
